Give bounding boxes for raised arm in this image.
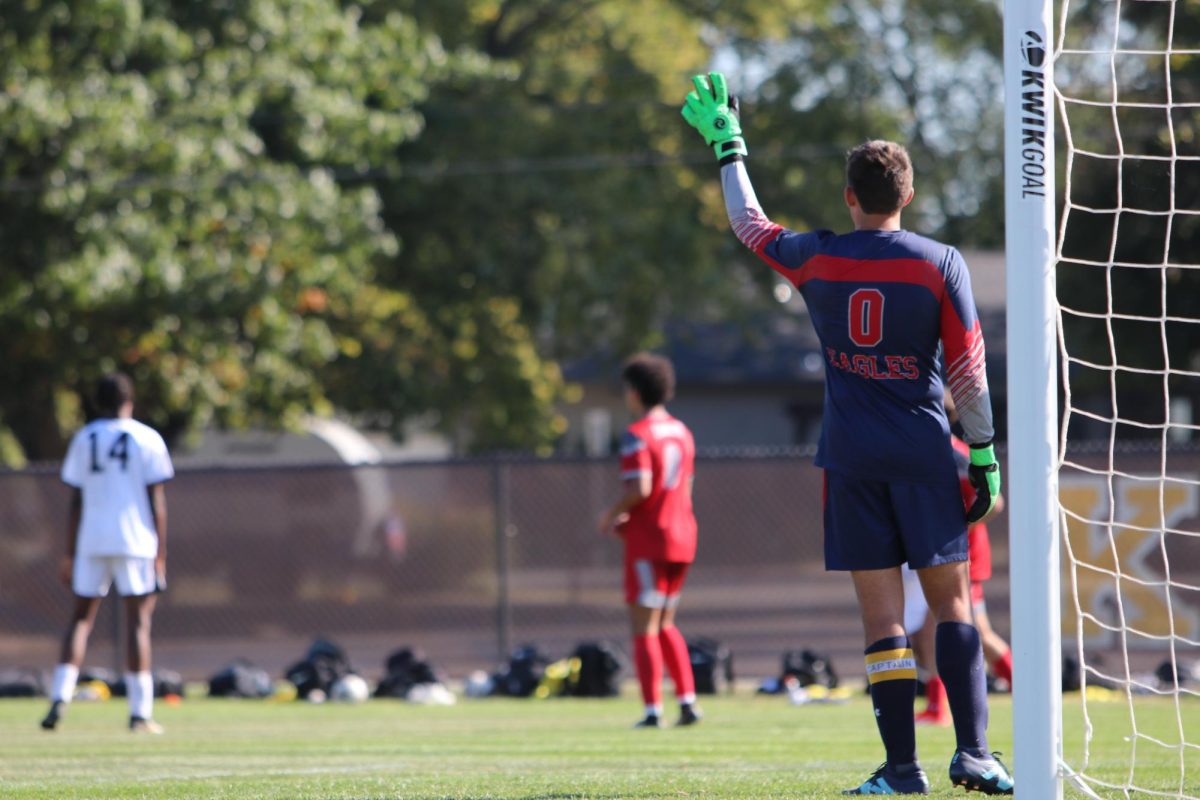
[720,160,826,278]
[683,72,825,280]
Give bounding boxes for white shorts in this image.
[73,556,157,598]
[902,564,930,635]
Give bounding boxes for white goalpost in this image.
[1005,1,1063,798]
[1006,1,1200,798]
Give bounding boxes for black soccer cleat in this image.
[40,700,65,731]
[676,703,703,727]
[843,762,930,795]
[948,750,1014,795]
[632,713,663,729]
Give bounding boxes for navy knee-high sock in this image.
[936,621,989,757]
[865,636,918,766]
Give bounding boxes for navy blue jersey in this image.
[722,162,992,484]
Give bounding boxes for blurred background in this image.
[0,0,1196,684]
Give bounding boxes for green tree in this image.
[722,0,1005,246]
[0,0,1019,464]
[381,0,823,363]
[378,0,1007,374]
[0,0,567,461]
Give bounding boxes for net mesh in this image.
[1054,0,1200,796]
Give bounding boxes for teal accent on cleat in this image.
[844,762,930,795]
[948,750,1014,795]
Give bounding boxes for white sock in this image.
[679,692,697,706]
[126,671,154,720]
[52,664,79,703]
[125,672,141,718]
[645,703,663,717]
[137,672,155,720]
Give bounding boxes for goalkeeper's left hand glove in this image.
[966,441,1001,524]
[681,71,748,162]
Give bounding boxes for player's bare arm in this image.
[597,475,651,535]
[61,489,82,588]
[149,482,168,586]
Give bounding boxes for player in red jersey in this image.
[910,443,1012,726]
[910,397,1013,726]
[598,353,701,728]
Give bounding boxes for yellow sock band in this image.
[865,648,917,684]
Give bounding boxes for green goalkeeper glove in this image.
[681,71,748,162]
[966,442,1001,524]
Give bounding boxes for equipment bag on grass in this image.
[687,637,734,694]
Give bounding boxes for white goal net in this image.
[1052,0,1200,797]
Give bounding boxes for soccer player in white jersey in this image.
[41,373,174,734]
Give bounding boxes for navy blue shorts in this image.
[822,470,968,571]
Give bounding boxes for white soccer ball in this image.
[406,682,456,706]
[463,670,494,698]
[330,674,370,703]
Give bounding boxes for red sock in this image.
[992,650,1013,685]
[924,675,946,714]
[658,626,695,701]
[632,634,663,708]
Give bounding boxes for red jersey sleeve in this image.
[619,429,651,483]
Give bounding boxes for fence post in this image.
[493,460,513,664]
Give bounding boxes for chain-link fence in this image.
[0,449,1008,686]
[15,441,1195,692]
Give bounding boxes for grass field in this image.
[0,692,1195,798]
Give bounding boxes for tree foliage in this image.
[0,0,1020,463]
[0,0,566,461]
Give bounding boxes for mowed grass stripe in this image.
[0,694,1193,798]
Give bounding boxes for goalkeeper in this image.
[682,73,1011,796]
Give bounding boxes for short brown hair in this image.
[846,140,913,215]
[622,353,675,408]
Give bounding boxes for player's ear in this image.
[843,186,858,209]
[901,188,915,208]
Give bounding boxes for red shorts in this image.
[624,558,690,608]
[968,524,992,583]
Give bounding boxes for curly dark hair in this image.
[622,352,675,408]
[846,140,913,215]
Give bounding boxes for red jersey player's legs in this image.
[659,562,699,723]
[623,559,689,611]
[662,561,689,603]
[625,558,667,608]
[624,560,700,726]
[625,558,666,724]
